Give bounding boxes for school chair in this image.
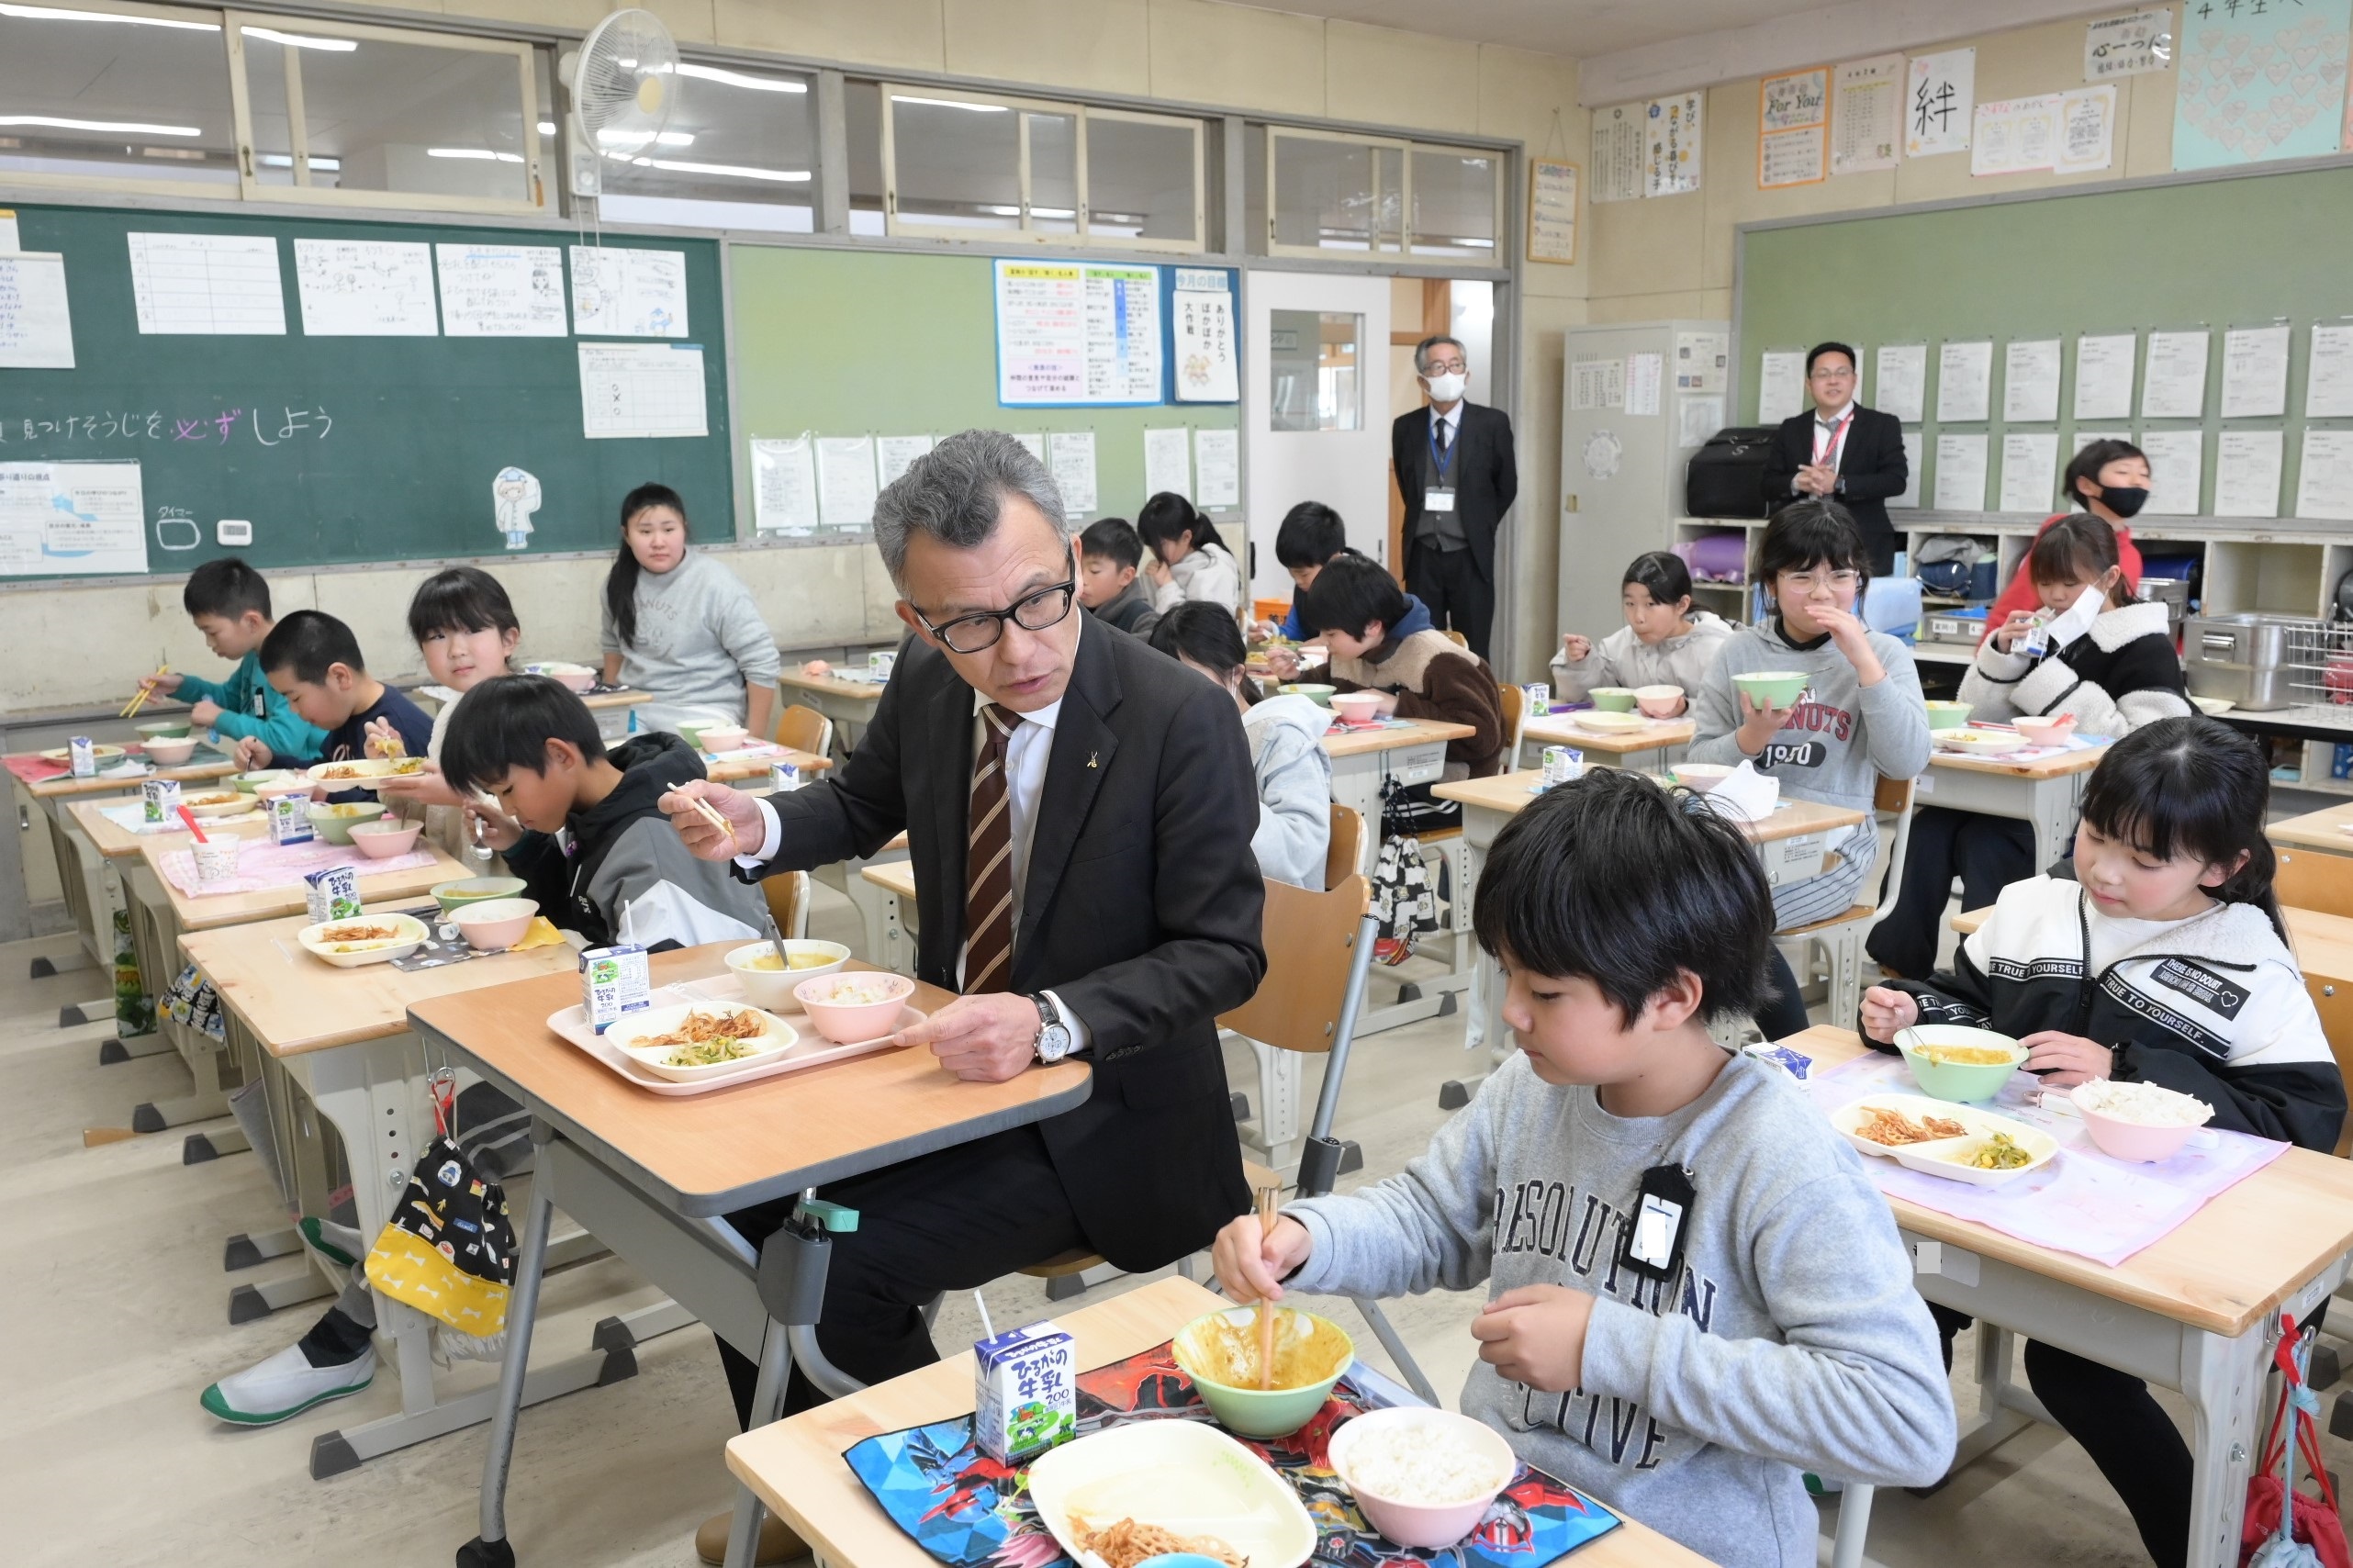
[769,701,833,761]
[1441,627,1469,648]
[1495,681,1527,774]
[1246,806,1365,1170]
[2277,850,2353,922]
[2309,973,2353,1159]
[1776,775,1919,1029]
[762,869,811,944]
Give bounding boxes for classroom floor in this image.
[6,882,2347,1568]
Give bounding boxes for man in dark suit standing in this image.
[1761,342,1909,575]
[1392,334,1517,661]
[666,430,1263,1564]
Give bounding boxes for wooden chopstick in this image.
[119,664,168,720]
[667,783,739,852]
[1255,1182,1279,1390]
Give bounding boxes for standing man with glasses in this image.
[660,429,1264,1566]
[1761,342,1909,576]
[1392,334,1517,661]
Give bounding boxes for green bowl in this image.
[431,876,528,914]
[1277,683,1336,708]
[231,769,292,794]
[1732,669,1811,710]
[1588,687,1639,712]
[1170,1306,1353,1439]
[307,801,387,846]
[1896,1025,2028,1103]
[675,720,715,750]
[137,719,192,740]
[1923,700,1973,732]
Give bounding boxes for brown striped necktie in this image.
[962,702,1019,994]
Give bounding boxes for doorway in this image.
[1244,271,1393,599]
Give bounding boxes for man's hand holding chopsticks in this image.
[659,779,764,860]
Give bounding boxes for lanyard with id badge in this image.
[1427,414,1460,515]
[1619,1164,1696,1294]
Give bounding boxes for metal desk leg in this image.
[723,1321,797,1568]
[1827,1483,1875,1568]
[463,1126,556,1568]
[2180,1325,2269,1568]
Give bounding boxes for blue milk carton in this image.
[973,1319,1076,1462]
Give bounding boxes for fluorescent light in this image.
[429,147,523,162]
[979,204,1019,216]
[538,120,556,136]
[655,130,693,146]
[0,3,214,28]
[243,25,354,50]
[0,114,198,135]
[259,152,342,171]
[891,94,1006,113]
[639,156,807,182]
[676,62,805,93]
[596,127,655,146]
[1031,207,1074,218]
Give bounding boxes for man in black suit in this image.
[1392,334,1517,661]
[1761,341,1909,575]
[664,431,1263,1558]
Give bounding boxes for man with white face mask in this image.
[1392,334,1518,661]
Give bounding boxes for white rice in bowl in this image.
[1340,1417,1509,1506]
[2071,1080,2213,1127]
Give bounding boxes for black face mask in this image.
[2096,485,2150,520]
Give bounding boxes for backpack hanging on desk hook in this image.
[364,1068,518,1361]
[1369,778,1442,964]
[2241,1315,2350,1568]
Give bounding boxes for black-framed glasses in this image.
[914,577,1077,655]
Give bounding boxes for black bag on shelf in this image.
[1684,426,1779,519]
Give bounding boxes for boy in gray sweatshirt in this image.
[1215,770,1954,1568]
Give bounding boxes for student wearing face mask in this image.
[1391,335,1517,661]
[1980,439,2150,637]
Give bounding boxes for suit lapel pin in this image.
[1086,751,1099,769]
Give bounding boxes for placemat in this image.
[6,755,69,783]
[159,838,438,897]
[98,801,263,835]
[845,1341,1619,1568]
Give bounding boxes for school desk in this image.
[405,946,1089,1568]
[2270,801,2353,860]
[776,666,890,754]
[724,1273,1720,1568]
[701,745,833,786]
[1518,712,1696,774]
[1921,740,2110,871]
[1793,1025,2353,1568]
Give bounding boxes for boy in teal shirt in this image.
[142,558,327,765]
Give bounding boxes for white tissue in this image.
[1698,761,1780,823]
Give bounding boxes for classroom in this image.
[7,1,2353,1565]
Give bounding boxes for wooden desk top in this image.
[18,750,239,800]
[1320,717,1475,760]
[1797,1027,2353,1337]
[1435,770,1868,846]
[705,746,833,784]
[405,943,1091,1216]
[146,838,471,933]
[726,1275,1715,1568]
[862,861,917,902]
[181,911,577,1056]
[68,797,272,858]
[1521,714,1697,755]
[1927,741,2109,779]
[2271,801,2353,855]
[1946,903,2353,986]
[778,666,890,700]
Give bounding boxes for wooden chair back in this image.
[772,702,833,757]
[1874,773,1914,815]
[2306,974,2353,1157]
[762,868,810,942]
[1442,628,1469,648]
[1496,681,1527,767]
[1324,803,1364,892]
[2277,850,2353,921]
[1220,874,1371,1055]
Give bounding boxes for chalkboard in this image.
[0,202,732,578]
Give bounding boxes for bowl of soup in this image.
[1171,1305,1354,1439]
[726,939,852,1006]
[1896,1025,2028,1103]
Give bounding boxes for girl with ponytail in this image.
[1136,490,1243,616]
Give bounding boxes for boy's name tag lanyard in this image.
[1427,417,1459,513]
[1618,1164,1697,1287]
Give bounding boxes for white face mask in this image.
[1425,371,1467,403]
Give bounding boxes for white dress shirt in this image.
[1810,398,1856,471]
[1429,401,1463,451]
[742,693,1089,1053]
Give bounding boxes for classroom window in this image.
[1267,128,1501,259]
[597,58,815,233]
[0,0,241,196]
[1407,148,1499,258]
[1085,109,1201,244]
[1269,309,1362,431]
[845,78,886,235]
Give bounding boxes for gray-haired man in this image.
[663,429,1265,1563]
[1391,333,1518,661]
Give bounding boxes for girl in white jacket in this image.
[1137,492,1243,616]
[1551,550,1734,712]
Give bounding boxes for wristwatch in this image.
[1030,992,1075,1063]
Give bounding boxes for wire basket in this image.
[2285,620,2353,707]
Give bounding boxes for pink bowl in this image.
[794,971,915,1044]
[2012,714,2077,746]
[1633,684,1686,719]
[1328,1407,1516,1550]
[2076,1101,2201,1162]
[1328,691,1384,723]
[700,724,751,752]
[348,819,423,858]
[451,896,537,951]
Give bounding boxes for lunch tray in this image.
[845,1340,1621,1568]
[543,972,922,1096]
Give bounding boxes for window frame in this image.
[880,83,1203,252]
[0,0,243,201]
[1263,125,1501,261]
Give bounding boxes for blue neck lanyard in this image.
[1428,410,1458,483]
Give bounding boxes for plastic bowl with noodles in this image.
[1169,1305,1353,1438]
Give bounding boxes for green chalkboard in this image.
[1735,162,2353,512]
[0,202,731,577]
[729,246,1238,531]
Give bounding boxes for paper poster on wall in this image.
[293,239,438,337]
[2221,325,2291,419]
[1625,353,1664,417]
[1142,427,1191,499]
[1677,396,1724,449]
[1194,427,1240,508]
[0,460,146,575]
[2056,86,2117,174]
[816,436,880,530]
[2141,330,2210,419]
[876,435,933,487]
[2086,8,2174,80]
[577,342,707,440]
[2138,429,2205,514]
[127,232,285,335]
[0,253,73,368]
[1933,433,1989,510]
[1875,343,1926,422]
[2213,429,2283,517]
[1590,105,1644,202]
[2172,0,2349,170]
[1972,95,2064,177]
[1171,269,1238,402]
[1644,93,1704,196]
[1528,160,1579,263]
[1831,54,1904,174]
[2308,324,2353,418]
[2295,430,2353,520]
[2004,340,2062,422]
[1906,49,1976,158]
[1675,331,1727,393]
[2000,431,2060,512]
[435,243,567,337]
[1890,431,1922,508]
[749,438,818,534]
[1757,349,1808,423]
[1048,431,1098,514]
[1012,433,1047,465]
[1936,341,1993,423]
[570,246,689,338]
[995,259,1162,406]
[0,210,17,252]
[2075,429,2133,453]
[2073,334,2137,420]
[1758,68,1829,188]
[1571,355,1625,411]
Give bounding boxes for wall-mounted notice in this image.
[994,260,1162,406]
[816,436,879,530]
[1048,431,1098,514]
[435,243,567,337]
[577,342,708,440]
[1528,159,1579,263]
[127,232,286,335]
[0,460,146,576]
[570,245,689,338]
[0,252,73,369]
[1590,105,1644,202]
[1972,95,2064,177]
[292,239,438,337]
[2138,429,2204,514]
[1934,432,1989,510]
[1937,341,1993,423]
[2295,430,2353,520]
[2086,8,2174,81]
[1645,92,1704,196]
[1891,431,1922,508]
[1194,427,1240,508]
[877,435,933,487]
[1625,353,1664,417]
[1675,330,1727,394]
[2309,324,2353,418]
[2141,330,2210,419]
[1757,349,1808,424]
[1875,343,1926,422]
[750,437,818,533]
[1013,433,1047,464]
[2003,339,2061,422]
[1171,269,1238,402]
[2056,85,2117,174]
[2213,429,2283,516]
[1831,54,1904,175]
[2172,0,2349,171]
[1758,67,1830,188]
[1571,355,1625,411]
[2000,431,2059,512]
[1906,49,1976,158]
[0,210,17,252]
[2073,333,2136,420]
[2220,325,2291,419]
[2075,429,2134,453]
[1142,426,1191,499]
[1678,396,1724,449]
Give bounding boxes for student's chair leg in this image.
[462,1127,557,1568]
[1828,1482,1876,1568]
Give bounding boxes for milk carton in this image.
[68,736,95,778]
[580,944,652,1033]
[142,778,182,824]
[769,760,801,793]
[304,865,360,924]
[267,793,314,846]
[973,1319,1076,1462]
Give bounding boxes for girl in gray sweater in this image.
[599,483,781,738]
[1214,772,1953,1568]
[1551,550,1735,711]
